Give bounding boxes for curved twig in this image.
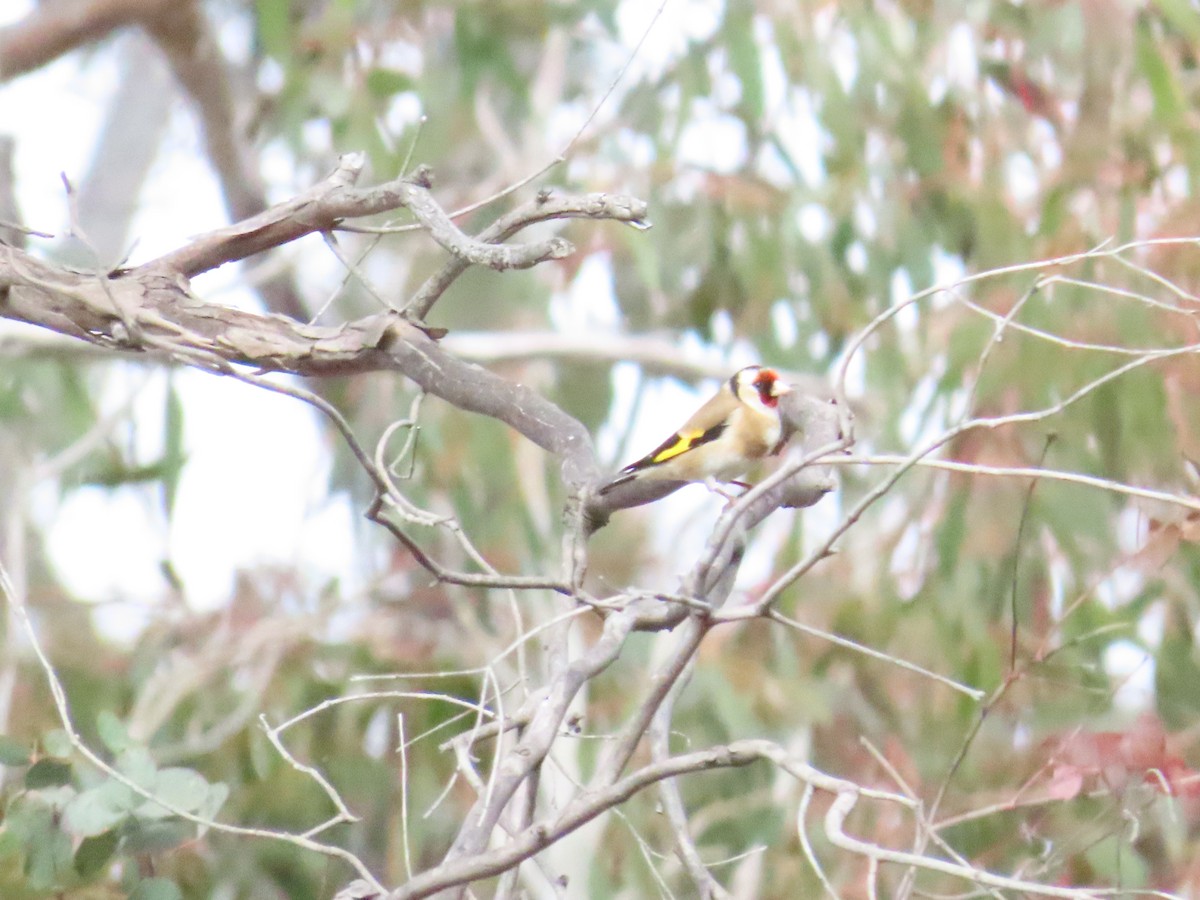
[404,189,650,320]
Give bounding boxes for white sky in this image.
[0,12,352,617]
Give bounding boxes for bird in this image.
[598,365,793,496]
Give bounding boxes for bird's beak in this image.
[775,381,795,396]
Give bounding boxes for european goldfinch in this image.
[599,366,793,495]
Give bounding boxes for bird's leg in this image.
[703,477,750,501]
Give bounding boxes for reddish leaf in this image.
[1039,713,1200,801]
[1046,764,1085,800]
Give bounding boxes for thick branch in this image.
[0,330,830,401]
[595,618,707,785]
[0,161,655,485]
[137,158,625,284]
[393,741,764,899]
[400,737,1105,900]
[137,154,368,278]
[437,609,637,868]
[0,0,170,80]
[143,2,262,223]
[140,1,309,319]
[0,244,599,486]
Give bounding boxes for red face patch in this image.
[754,369,780,407]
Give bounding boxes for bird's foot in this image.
[703,477,750,501]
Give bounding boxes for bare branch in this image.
[838,454,1200,515]
[142,2,262,224]
[140,1,309,319]
[133,158,641,290]
[744,609,985,701]
[817,787,1107,899]
[649,650,731,899]
[367,496,574,594]
[600,618,708,789]
[756,343,1200,615]
[403,188,650,320]
[0,253,600,488]
[1,0,304,315]
[393,736,1115,900]
[0,0,170,80]
[135,153,367,277]
[393,740,764,899]
[437,607,638,872]
[832,235,1200,405]
[397,167,575,273]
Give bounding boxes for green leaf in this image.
[122,819,193,855]
[161,374,186,516]
[74,829,120,878]
[1135,23,1184,123]
[62,781,135,837]
[453,8,525,100]
[136,767,211,819]
[935,487,968,577]
[25,758,72,789]
[116,746,157,787]
[0,735,30,766]
[1157,609,1200,729]
[725,4,764,124]
[198,781,230,827]
[0,826,22,858]
[96,710,132,754]
[41,729,72,758]
[366,68,414,97]
[3,793,54,843]
[24,827,72,890]
[1153,0,1200,41]
[255,0,292,60]
[130,877,184,900]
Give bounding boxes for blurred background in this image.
[4,0,1200,896]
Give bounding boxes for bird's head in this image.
[731,365,792,410]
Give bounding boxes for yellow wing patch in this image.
[650,429,705,464]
